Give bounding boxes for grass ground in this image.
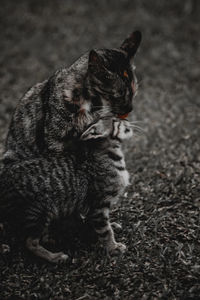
[0,0,200,299]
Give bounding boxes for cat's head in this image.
[80,117,133,142]
[86,31,142,116]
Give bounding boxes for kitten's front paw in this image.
[51,252,69,264]
[111,222,122,231]
[107,242,126,256]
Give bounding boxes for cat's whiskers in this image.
[129,121,144,125]
[96,108,112,117]
[129,124,144,130]
[137,79,142,86]
[92,105,111,108]
[131,131,145,137]
[128,124,146,135]
[97,107,110,111]
[92,106,111,111]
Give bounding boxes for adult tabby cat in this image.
[0,117,133,263]
[3,31,141,163]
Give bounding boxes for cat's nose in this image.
[126,103,133,113]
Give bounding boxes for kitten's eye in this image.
[123,71,129,78]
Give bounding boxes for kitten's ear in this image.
[120,31,142,59]
[88,50,104,71]
[81,121,106,141]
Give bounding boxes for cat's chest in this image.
[108,146,130,188]
[117,169,130,188]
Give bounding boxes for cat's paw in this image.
[111,222,122,231]
[51,252,69,264]
[107,242,126,256]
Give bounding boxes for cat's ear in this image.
[120,31,142,60]
[81,120,107,141]
[88,50,104,71]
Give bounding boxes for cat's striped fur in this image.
[3,31,141,163]
[0,118,132,263]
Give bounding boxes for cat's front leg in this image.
[91,208,126,255]
[110,222,122,231]
[26,237,68,264]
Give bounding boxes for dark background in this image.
[0,0,200,299]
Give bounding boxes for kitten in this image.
[3,31,141,163]
[0,118,133,263]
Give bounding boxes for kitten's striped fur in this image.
[0,118,132,263]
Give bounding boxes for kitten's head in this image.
[81,117,133,142]
[86,31,142,116]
